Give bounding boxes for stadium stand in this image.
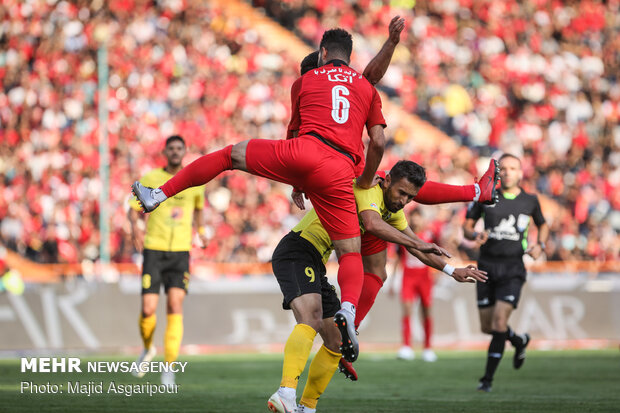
[0,0,617,274]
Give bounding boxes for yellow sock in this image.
[280,323,317,389]
[139,314,157,350]
[164,314,183,363]
[299,345,341,409]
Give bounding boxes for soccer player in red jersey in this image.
[392,209,438,362]
[132,28,449,366]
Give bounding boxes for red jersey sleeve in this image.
[287,77,303,139]
[366,87,386,130]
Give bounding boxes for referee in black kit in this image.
[463,153,549,392]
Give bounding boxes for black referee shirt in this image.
[466,188,546,260]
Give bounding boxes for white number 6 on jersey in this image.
[331,85,350,124]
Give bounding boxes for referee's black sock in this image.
[507,326,524,348]
[482,330,508,382]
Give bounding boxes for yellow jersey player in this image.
[128,135,207,387]
[268,160,488,413]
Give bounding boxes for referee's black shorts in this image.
[141,249,190,294]
[271,231,340,319]
[476,258,526,309]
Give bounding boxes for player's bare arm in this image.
[525,222,550,259]
[360,209,450,257]
[362,16,405,85]
[357,125,386,189]
[463,217,489,245]
[193,208,208,248]
[401,226,487,283]
[128,207,145,252]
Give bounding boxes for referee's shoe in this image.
[514,333,531,369]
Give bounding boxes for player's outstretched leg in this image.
[132,145,234,213]
[477,159,500,205]
[337,357,358,381]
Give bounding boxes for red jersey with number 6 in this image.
[287,60,386,165]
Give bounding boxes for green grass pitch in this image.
[1,349,618,412]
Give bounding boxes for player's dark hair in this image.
[319,29,353,60]
[389,160,427,188]
[499,153,521,165]
[300,51,319,75]
[166,135,185,147]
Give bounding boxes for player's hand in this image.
[416,241,451,258]
[452,265,488,283]
[474,230,489,246]
[388,16,405,45]
[198,233,209,249]
[525,244,544,259]
[292,189,307,210]
[370,174,383,187]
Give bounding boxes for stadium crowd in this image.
[0,0,617,269]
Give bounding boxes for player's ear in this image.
[319,47,328,64]
[384,174,391,187]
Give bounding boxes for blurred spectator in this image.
[0,0,617,268]
[256,0,620,262]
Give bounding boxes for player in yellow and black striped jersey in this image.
[128,135,207,387]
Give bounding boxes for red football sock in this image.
[354,272,384,328]
[423,316,433,349]
[160,145,233,197]
[414,181,475,205]
[402,315,411,347]
[337,252,363,307]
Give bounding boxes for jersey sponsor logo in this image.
[328,73,355,83]
[370,202,378,209]
[489,214,520,241]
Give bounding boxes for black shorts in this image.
[141,249,190,295]
[476,258,526,309]
[271,231,340,319]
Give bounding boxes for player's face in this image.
[499,157,523,190]
[164,141,186,167]
[384,176,420,213]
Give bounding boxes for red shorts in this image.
[401,267,433,307]
[361,232,387,256]
[246,136,359,240]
